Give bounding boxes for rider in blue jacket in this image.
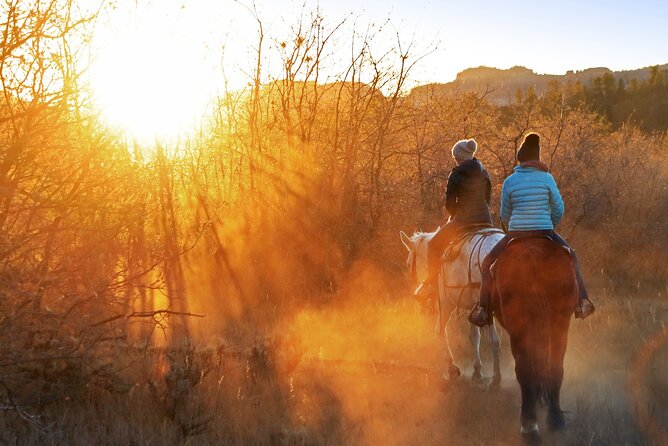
[469,133,595,327]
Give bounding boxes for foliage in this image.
[579,66,668,132]
[0,1,667,441]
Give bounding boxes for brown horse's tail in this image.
[524,272,552,405]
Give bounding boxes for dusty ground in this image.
[1,290,666,445]
[281,291,668,446]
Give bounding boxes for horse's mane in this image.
[411,229,438,241]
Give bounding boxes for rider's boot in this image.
[573,272,595,319]
[468,302,492,327]
[567,246,595,319]
[575,297,595,319]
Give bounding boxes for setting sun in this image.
[90,31,210,143]
[87,0,264,144]
[88,8,218,143]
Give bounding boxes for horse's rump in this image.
[493,238,577,329]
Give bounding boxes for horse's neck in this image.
[413,233,433,281]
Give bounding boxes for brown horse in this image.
[493,237,578,443]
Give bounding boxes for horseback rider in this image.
[415,138,493,298]
[468,133,596,327]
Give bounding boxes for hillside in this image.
[410,63,668,105]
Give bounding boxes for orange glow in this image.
[89,19,214,144]
[87,1,255,146]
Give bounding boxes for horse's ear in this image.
[400,231,413,251]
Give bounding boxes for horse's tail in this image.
[526,275,551,405]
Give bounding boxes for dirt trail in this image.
[283,295,667,445]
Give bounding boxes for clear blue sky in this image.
[258,0,668,83]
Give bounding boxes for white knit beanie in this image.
[452,139,477,163]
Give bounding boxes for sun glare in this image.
[90,24,213,144]
[87,1,261,146]
[86,0,414,147]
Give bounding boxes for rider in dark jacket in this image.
[416,139,493,297]
[445,156,493,225]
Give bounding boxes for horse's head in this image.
[400,229,436,285]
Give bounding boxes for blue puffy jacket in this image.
[500,164,564,231]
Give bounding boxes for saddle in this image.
[490,234,572,281]
[505,233,572,256]
[488,232,576,325]
[442,224,500,262]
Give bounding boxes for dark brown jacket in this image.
[444,158,493,225]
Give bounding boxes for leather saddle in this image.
[506,233,572,256]
[442,224,499,262]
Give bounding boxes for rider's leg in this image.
[549,232,595,319]
[469,235,511,327]
[425,221,461,283]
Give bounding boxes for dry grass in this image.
[1,289,667,445]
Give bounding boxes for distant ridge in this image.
[409,63,668,105]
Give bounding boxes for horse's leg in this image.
[440,292,460,381]
[488,320,502,389]
[513,344,540,441]
[547,326,569,431]
[519,383,541,444]
[519,381,539,431]
[546,367,565,431]
[443,314,462,380]
[469,323,483,381]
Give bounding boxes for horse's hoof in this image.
[440,380,451,394]
[547,412,566,431]
[521,432,542,445]
[444,365,461,382]
[521,422,541,445]
[448,365,461,380]
[487,375,502,391]
[472,367,484,382]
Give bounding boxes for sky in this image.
[90,0,668,84]
[85,0,668,141]
[305,0,668,82]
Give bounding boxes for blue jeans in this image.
[478,230,588,308]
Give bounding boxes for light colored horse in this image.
[400,228,505,385]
